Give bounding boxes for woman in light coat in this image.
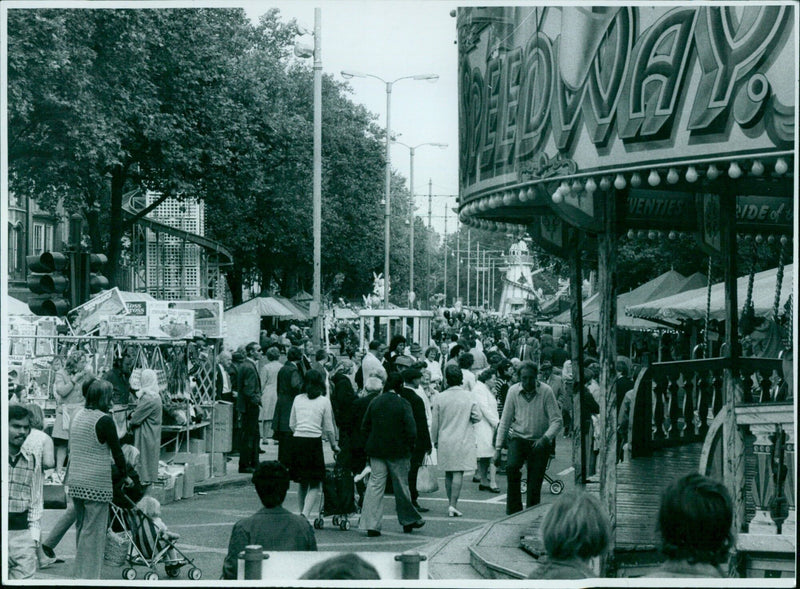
[431,364,481,517]
[259,346,283,442]
[473,368,500,492]
[128,369,162,485]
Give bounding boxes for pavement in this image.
[33,434,575,581]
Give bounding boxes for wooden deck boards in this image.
[615,443,703,549]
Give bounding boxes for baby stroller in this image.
[315,463,357,531]
[520,447,565,496]
[109,494,202,580]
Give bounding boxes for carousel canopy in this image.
[550,270,704,330]
[626,264,793,324]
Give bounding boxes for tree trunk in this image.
[228,265,243,306]
[106,165,126,287]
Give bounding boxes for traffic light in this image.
[70,252,110,307]
[26,252,71,316]
[88,254,110,294]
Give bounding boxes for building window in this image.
[8,222,22,273]
[32,221,54,256]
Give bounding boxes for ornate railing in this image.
[630,357,785,458]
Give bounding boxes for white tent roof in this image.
[626,264,794,323]
[225,296,297,318]
[5,296,33,315]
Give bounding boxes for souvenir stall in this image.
[8,290,231,504]
[456,4,795,577]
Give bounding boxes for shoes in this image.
[238,467,255,474]
[412,502,429,513]
[472,476,481,483]
[38,556,60,569]
[41,545,56,559]
[448,506,463,518]
[354,466,372,483]
[403,520,425,533]
[479,484,501,493]
[366,530,381,537]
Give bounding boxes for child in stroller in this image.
[136,496,183,563]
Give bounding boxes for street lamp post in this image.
[340,70,438,308]
[294,10,323,346]
[393,140,447,306]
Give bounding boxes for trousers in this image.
[359,456,421,531]
[505,436,551,515]
[7,528,37,579]
[73,497,109,578]
[238,409,260,469]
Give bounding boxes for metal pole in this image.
[312,7,323,345]
[455,220,460,301]
[384,82,392,308]
[427,179,432,309]
[443,207,448,306]
[466,230,471,307]
[409,147,415,304]
[475,242,480,308]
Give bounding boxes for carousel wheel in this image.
[122,568,137,580]
[144,570,159,581]
[332,515,340,526]
[340,518,350,531]
[520,478,527,494]
[314,517,325,530]
[165,565,182,578]
[550,480,564,495]
[188,567,203,580]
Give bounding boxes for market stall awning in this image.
[328,306,358,320]
[550,270,699,330]
[273,296,310,321]
[225,296,296,318]
[626,264,794,324]
[6,295,33,315]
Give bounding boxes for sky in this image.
[241,0,462,237]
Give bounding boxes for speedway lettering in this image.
[459,5,793,189]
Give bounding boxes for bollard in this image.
[395,550,427,580]
[240,545,267,580]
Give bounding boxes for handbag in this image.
[416,454,439,494]
[43,484,67,510]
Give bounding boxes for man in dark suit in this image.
[236,342,262,473]
[359,374,425,537]
[273,346,304,466]
[399,367,432,513]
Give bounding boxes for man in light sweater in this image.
[494,361,562,514]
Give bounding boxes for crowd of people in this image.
[7,317,735,581]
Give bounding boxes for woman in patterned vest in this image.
[66,379,131,578]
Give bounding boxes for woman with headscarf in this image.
[128,368,163,486]
[330,359,357,470]
[52,351,94,479]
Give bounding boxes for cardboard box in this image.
[189,437,206,454]
[206,402,234,453]
[211,452,226,477]
[171,452,209,467]
[183,469,195,499]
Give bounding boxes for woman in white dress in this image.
[473,369,500,493]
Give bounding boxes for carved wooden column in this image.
[720,187,745,549]
[598,187,619,570]
[568,227,586,485]
[748,424,777,533]
[781,426,795,535]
